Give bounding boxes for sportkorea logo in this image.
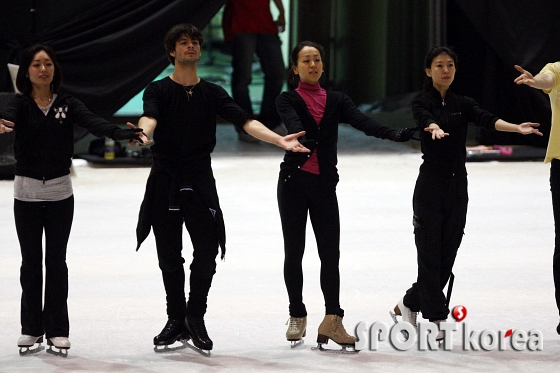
[355,305,543,351]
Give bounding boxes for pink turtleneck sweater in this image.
[295,81,326,174]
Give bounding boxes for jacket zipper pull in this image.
[442,100,446,106]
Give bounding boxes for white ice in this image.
[0,125,557,372]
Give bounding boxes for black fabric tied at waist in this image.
[136,159,227,260]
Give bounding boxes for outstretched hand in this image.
[424,126,449,140]
[0,119,14,134]
[514,65,536,87]
[126,122,153,146]
[517,122,543,136]
[276,131,310,152]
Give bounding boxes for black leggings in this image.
[550,159,560,315]
[15,196,74,338]
[278,171,343,318]
[403,172,468,321]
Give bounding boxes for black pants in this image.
[15,196,74,338]
[550,159,560,315]
[278,171,343,318]
[403,172,468,321]
[151,173,219,320]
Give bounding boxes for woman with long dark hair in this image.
[277,41,416,350]
[0,44,145,356]
[391,46,542,341]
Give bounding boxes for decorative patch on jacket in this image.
[53,105,68,123]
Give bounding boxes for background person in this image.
[222,0,286,142]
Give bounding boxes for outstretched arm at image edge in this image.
[514,65,555,91]
[494,119,543,136]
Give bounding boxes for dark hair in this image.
[16,44,62,95]
[163,23,205,65]
[422,46,458,92]
[287,41,326,90]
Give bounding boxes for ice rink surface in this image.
[0,125,557,372]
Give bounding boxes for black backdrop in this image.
[3,0,560,147]
[1,0,226,120]
[449,0,560,147]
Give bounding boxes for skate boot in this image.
[390,297,418,339]
[18,335,45,355]
[46,337,70,357]
[312,315,358,353]
[185,316,212,356]
[286,316,307,348]
[153,318,190,352]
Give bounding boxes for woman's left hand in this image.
[276,131,310,152]
[517,122,543,136]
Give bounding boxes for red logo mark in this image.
[504,329,513,338]
[451,305,467,322]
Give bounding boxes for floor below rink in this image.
[0,126,557,372]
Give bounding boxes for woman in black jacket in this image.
[277,41,415,350]
[0,45,145,355]
[391,46,542,341]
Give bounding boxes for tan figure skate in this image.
[312,315,359,354]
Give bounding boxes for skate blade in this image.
[289,339,304,348]
[46,346,68,358]
[389,311,410,340]
[389,311,399,325]
[185,340,211,357]
[311,343,359,354]
[19,344,45,356]
[153,339,189,353]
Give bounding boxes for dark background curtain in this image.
[448,0,560,147]
[1,0,226,120]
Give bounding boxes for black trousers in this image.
[278,171,343,318]
[550,159,560,315]
[403,172,468,321]
[151,172,219,320]
[15,196,74,338]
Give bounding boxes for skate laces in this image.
[287,317,305,332]
[335,316,350,336]
[190,318,209,338]
[405,308,418,327]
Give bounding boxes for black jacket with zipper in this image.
[412,86,499,177]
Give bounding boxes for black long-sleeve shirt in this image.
[142,77,250,171]
[137,77,251,257]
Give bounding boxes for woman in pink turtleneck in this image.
[277,41,414,350]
